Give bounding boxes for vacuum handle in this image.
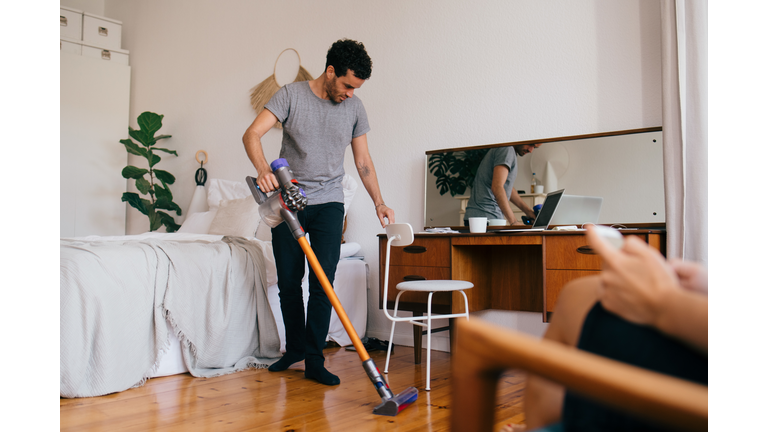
[297,236,370,362]
[245,176,268,204]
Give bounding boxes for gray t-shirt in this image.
[464,146,518,220]
[265,81,370,205]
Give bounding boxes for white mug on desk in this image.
[469,217,487,233]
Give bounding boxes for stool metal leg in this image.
[385,321,396,374]
[460,290,470,321]
[426,291,434,391]
[385,290,406,374]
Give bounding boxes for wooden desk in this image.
[378,229,666,323]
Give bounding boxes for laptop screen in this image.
[549,195,603,226]
[532,189,565,229]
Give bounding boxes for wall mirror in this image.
[424,127,664,228]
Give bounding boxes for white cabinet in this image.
[81,43,130,65]
[60,53,131,237]
[60,38,82,55]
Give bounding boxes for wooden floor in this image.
[60,345,527,431]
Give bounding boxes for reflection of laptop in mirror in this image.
[498,189,565,232]
[550,195,603,226]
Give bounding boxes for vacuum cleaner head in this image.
[363,358,418,416]
[372,386,419,416]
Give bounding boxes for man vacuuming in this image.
[243,39,394,386]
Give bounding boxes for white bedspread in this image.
[60,233,281,398]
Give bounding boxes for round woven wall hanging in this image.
[249,48,313,129]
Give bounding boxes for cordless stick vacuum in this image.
[246,158,418,416]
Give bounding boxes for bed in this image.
[60,177,368,398]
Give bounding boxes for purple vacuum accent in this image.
[270,158,289,171]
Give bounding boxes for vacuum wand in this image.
[246,158,418,416]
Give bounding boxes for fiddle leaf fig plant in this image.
[119,111,182,232]
[428,148,489,196]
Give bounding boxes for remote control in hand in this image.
[593,225,624,249]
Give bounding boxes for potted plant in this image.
[119,111,182,232]
[427,148,489,196]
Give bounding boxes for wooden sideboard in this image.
[378,228,666,323]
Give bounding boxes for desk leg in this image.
[413,311,423,364]
[449,318,455,355]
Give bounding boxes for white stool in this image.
[381,223,472,391]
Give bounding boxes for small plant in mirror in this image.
[119,111,182,232]
[428,148,489,196]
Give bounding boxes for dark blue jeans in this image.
[562,303,707,432]
[270,202,344,365]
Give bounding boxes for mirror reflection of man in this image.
[464,144,541,226]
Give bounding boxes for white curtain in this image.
[660,0,708,264]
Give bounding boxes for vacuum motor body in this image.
[246,158,308,239]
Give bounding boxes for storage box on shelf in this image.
[60,7,83,41]
[82,13,122,51]
[60,10,129,66]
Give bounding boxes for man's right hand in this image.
[257,171,279,193]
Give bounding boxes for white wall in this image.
[61,0,103,16]
[83,0,662,348]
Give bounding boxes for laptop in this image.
[497,189,565,232]
[549,194,603,226]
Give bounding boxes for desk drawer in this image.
[546,236,602,270]
[387,237,450,267]
[546,270,599,311]
[545,234,650,270]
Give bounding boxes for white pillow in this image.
[255,220,272,242]
[207,179,252,210]
[178,210,218,234]
[341,174,358,216]
[208,197,261,237]
[340,242,361,258]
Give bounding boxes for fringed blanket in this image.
[60,234,281,398]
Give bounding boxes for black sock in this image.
[305,363,340,386]
[268,352,304,372]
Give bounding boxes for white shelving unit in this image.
[60,8,131,237]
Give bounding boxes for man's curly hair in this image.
[325,39,372,80]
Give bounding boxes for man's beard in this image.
[325,77,342,104]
